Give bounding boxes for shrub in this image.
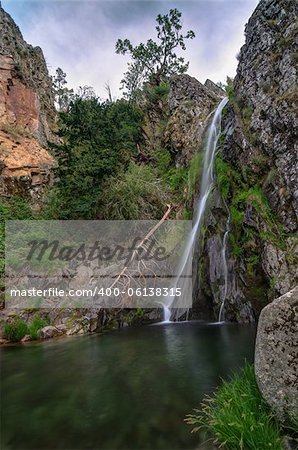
[99,163,168,219]
[28,316,49,340]
[3,320,29,342]
[188,151,204,200]
[0,197,33,279]
[185,364,283,449]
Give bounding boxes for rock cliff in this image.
[141,74,223,166]
[196,0,297,322]
[0,6,57,202]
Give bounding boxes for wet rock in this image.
[21,334,32,343]
[255,286,298,422]
[38,325,64,340]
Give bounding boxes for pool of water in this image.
[1,321,256,450]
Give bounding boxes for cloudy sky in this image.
[3,0,259,99]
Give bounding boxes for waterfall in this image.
[161,97,229,322]
[218,210,230,322]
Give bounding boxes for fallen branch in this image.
[109,204,172,289]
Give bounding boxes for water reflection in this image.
[1,322,256,450]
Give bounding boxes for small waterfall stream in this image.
[218,211,230,322]
[161,97,229,322]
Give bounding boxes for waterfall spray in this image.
[161,97,229,323]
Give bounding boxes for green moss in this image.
[225,77,235,103]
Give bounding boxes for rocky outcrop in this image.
[234,0,298,233]
[255,286,298,422]
[0,307,162,344]
[204,0,298,321]
[164,75,220,165]
[0,7,57,202]
[141,74,221,166]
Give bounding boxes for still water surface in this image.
[1,321,256,450]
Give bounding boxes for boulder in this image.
[38,325,64,340]
[21,334,32,343]
[255,286,298,422]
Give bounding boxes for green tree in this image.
[116,8,195,98]
[52,67,74,110]
[46,94,143,219]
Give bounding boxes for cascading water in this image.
[218,210,230,323]
[161,97,229,323]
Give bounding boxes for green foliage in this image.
[166,167,188,192]
[151,148,188,198]
[3,316,50,341]
[52,67,74,111]
[28,316,50,340]
[45,97,143,219]
[242,105,253,129]
[143,81,170,103]
[0,197,33,280]
[99,163,168,220]
[188,151,204,200]
[225,77,235,103]
[3,319,29,342]
[215,154,232,199]
[186,364,283,450]
[115,9,195,98]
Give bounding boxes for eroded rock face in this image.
[212,0,298,320]
[255,286,298,422]
[234,0,298,233]
[164,74,220,165]
[141,74,221,167]
[0,7,57,202]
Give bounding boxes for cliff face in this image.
[234,0,298,233]
[197,0,297,322]
[0,7,57,202]
[141,74,223,167]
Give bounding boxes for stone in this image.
[255,286,298,422]
[204,79,226,98]
[164,74,220,165]
[262,238,298,297]
[0,7,57,203]
[234,0,298,233]
[21,334,32,343]
[38,325,64,340]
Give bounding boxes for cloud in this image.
[3,0,259,98]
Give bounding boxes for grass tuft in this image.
[185,364,283,450]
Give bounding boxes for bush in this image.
[185,364,283,449]
[188,151,204,200]
[45,97,143,219]
[3,320,29,342]
[99,163,168,219]
[28,317,49,340]
[0,197,33,279]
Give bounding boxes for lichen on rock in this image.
[255,286,298,422]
